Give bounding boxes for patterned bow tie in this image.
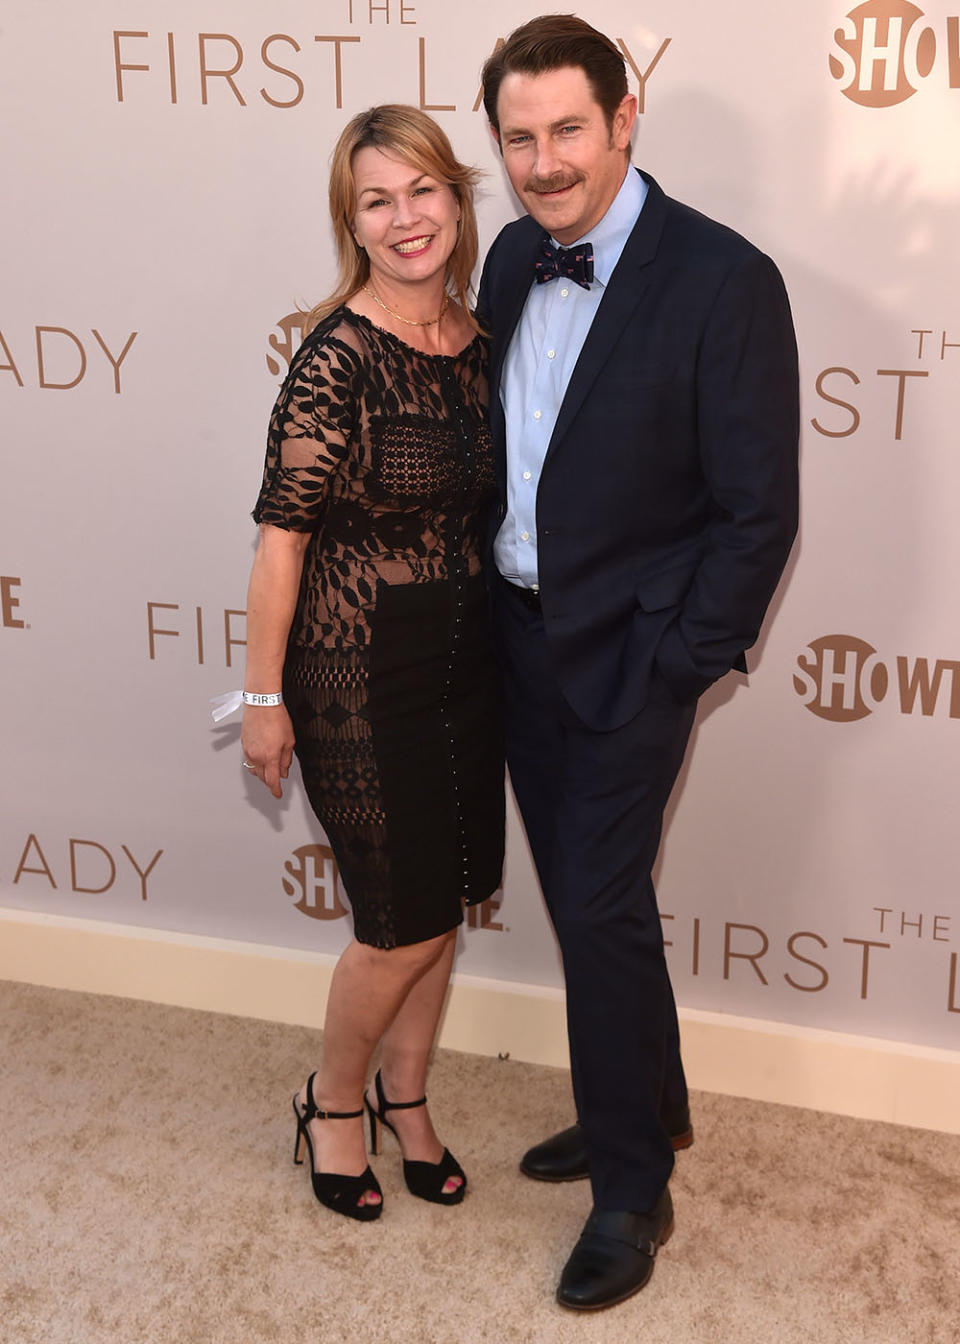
[534,238,594,289]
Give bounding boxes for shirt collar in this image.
[549,167,647,288]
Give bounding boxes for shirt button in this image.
[560,288,569,298]
[547,349,556,359]
[533,410,542,420]
[520,530,530,542]
[522,470,532,481]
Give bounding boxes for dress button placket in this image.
[438,364,472,898]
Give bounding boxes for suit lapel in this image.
[491,220,541,396]
[545,172,668,460]
[489,219,541,483]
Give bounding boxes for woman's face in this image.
[351,146,460,294]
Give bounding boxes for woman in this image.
[241,106,504,1221]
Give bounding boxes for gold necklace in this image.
[361,284,449,328]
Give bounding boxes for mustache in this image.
[523,172,583,195]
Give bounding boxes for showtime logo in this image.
[280,842,507,930]
[283,844,348,920]
[794,635,960,722]
[830,2,960,107]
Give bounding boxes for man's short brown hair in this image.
[481,14,628,132]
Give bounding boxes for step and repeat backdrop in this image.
[3,1,959,1051]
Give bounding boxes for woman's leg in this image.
[373,929,461,1192]
[299,930,452,1207]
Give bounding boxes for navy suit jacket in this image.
[477,171,800,730]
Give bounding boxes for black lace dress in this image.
[253,308,504,948]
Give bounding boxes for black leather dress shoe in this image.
[556,1189,674,1311]
[519,1112,693,1182]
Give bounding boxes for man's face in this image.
[494,65,636,245]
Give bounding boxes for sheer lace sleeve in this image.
[253,327,361,531]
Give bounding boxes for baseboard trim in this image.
[2,907,957,1134]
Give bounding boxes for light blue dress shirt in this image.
[494,167,648,589]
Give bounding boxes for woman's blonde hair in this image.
[304,104,482,335]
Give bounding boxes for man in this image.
[477,15,799,1312]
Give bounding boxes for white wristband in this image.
[209,689,283,722]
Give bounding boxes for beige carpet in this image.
[1,979,958,1344]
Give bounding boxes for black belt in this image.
[503,578,542,613]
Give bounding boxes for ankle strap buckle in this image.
[301,1071,363,1123]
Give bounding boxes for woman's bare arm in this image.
[241,523,311,798]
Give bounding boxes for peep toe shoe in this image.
[292,1071,383,1222]
[365,1068,466,1205]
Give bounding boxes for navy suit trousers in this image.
[495,576,696,1211]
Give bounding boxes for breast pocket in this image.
[602,365,677,395]
[596,368,681,434]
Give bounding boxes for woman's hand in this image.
[241,704,296,798]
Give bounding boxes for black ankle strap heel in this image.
[364,1068,466,1206]
[292,1071,382,1222]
